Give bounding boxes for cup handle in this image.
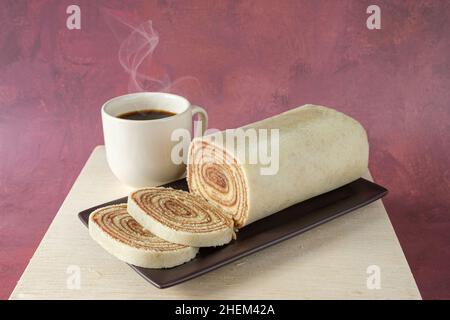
[191,105,208,135]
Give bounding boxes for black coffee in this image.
[118,109,176,120]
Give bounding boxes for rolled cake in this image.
[187,104,369,228]
[127,188,235,247]
[89,204,198,268]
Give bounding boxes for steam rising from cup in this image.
[103,9,201,96]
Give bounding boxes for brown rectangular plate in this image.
[78,178,387,289]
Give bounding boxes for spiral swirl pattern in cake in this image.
[187,140,248,228]
[89,204,198,268]
[127,188,235,247]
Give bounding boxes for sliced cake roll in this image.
[89,204,198,268]
[127,188,235,247]
[187,104,369,228]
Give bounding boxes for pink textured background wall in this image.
[1,0,449,299]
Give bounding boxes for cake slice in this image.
[89,204,198,268]
[127,187,235,247]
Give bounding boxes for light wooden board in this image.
[10,146,421,299]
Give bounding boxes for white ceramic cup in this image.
[101,92,208,187]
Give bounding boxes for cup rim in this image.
[101,92,191,123]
